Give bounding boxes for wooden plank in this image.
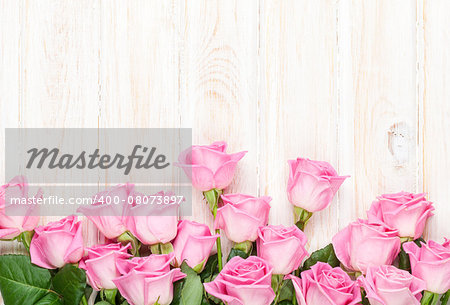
[3,0,101,254]
[99,0,180,128]
[178,0,259,255]
[97,0,181,244]
[259,0,340,251]
[422,0,450,241]
[338,0,419,229]
[0,0,21,257]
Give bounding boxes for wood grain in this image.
[338,0,419,228]
[0,0,21,256]
[1,3,450,304]
[3,0,102,255]
[422,0,450,241]
[259,0,340,251]
[178,0,259,256]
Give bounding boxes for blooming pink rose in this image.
[403,239,450,294]
[204,256,275,305]
[172,220,218,271]
[286,262,360,305]
[0,176,41,239]
[358,265,426,305]
[332,219,401,274]
[116,252,175,275]
[287,158,348,212]
[176,141,247,191]
[79,184,136,239]
[215,194,271,243]
[113,253,186,305]
[30,215,84,269]
[79,243,131,290]
[125,191,178,245]
[257,225,308,274]
[367,192,434,239]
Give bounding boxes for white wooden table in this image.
[1,1,449,302]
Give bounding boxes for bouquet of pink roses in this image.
[0,141,448,305]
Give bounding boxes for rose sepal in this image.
[150,242,174,255]
[421,291,440,305]
[117,231,140,256]
[294,207,313,231]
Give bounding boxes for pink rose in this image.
[358,265,426,305]
[286,262,361,305]
[79,243,131,290]
[125,191,178,245]
[332,219,401,274]
[257,225,308,274]
[204,256,275,305]
[116,252,175,275]
[176,141,247,191]
[287,158,348,212]
[79,184,135,239]
[0,176,40,239]
[215,194,271,243]
[113,253,186,305]
[403,239,450,294]
[172,220,218,271]
[367,192,434,240]
[30,215,84,269]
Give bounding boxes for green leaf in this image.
[398,244,411,272]
[277,301,294,305]
[204,293,221,305]
[361,290,370,305]
[415,237,426,246]
[227,248,249,261]
[278,279,295,302]
[441,290,450,305]
[51,264,86,305]
[95,302,112,305]
[201,297,211,305]
[84,285,93,301]
[171,262,203,305]
[301,244,340,271]
[200,254,218,283]
[399,237,425,272]
[34,293,63,305]
[0,255,62,305]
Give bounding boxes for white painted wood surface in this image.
[0,0,449,300]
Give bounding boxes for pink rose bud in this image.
[30,215,84,269]
[204,256,275,305]
[215,194,271,243]
[358,265,426,305]
[125,191,178,245]
[176,141,247,191]
[172,220,218,271]
[367,192,434,240]
[78,184,135,239]
[113,253,185,305]
[403,239,450,294]
[257,225,308,274]
[79,243,131,290]
[286,262,361,305]
[0,176,40,239]
[287,158,348,212]
[332,219,401,274]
